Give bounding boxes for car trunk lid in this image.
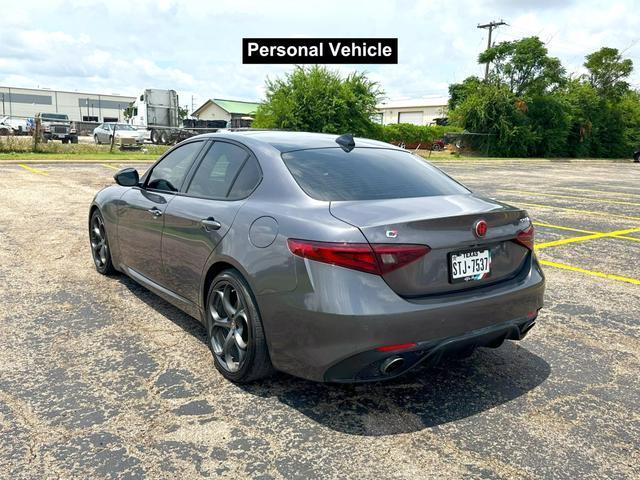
[329,194,531,296]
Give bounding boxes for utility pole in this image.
[477,20,507,80]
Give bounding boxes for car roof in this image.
[198,130,403,153]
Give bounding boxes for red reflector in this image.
[287,239,430,275]
[376,343,417,352]
[515,225,535,251]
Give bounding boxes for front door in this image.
[117,188,172,282]
[116,140,206,284]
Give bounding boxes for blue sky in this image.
[2,0,638,112]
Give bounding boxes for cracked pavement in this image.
[0,160,638,479]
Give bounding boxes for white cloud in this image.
[1,0,638,107]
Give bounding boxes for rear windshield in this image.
[282,148,469,201]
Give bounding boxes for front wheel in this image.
[94,134,100,144]
[205,269,273,383]
[89,210,116,275]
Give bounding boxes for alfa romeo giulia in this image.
[89,131,544,383]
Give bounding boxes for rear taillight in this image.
[515,225,535,250]
[287,239,430,275]
[371,244,431,274]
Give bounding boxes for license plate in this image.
[450,249,491,283]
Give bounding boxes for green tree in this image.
[479,36,565,97]
[449,82,534,156]
[252,65,382,136]
[584,47,634,97]
[448,76,482,110]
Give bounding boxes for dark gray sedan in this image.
[89,131,544,383]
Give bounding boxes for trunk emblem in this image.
[386,229,398,238]
[474,220,488,238]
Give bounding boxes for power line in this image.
[477,20,508,80]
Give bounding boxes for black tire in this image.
[633,151,640,163]
[89,210,116,275]
[94,134,100,145]
[62,138,69,144]
[150,129,159,144]
[205,269,273,383]
[71,136,78,144]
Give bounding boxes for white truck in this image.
[127,89,181,144]
[127,89,228,144]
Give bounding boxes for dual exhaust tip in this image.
[380,356,405,376]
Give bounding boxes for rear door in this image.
[117,140,205,283]
[161,141,262,303]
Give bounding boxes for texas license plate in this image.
[450,249,491,283]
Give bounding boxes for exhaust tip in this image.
[380,356,405,375]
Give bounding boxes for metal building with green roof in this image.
[192,98,261,127]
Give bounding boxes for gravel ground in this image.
[0,160,638,479]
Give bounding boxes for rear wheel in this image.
[205,269,273,383]
[89,210,115,275]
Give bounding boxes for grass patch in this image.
[0,136,169,161]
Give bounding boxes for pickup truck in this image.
[39,113,78,144]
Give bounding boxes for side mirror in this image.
[114,167,139,187]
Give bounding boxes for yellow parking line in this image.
[498,189,640,207]
[539,259,640,286]
[532,222,598,234]
[536,227,640,249]
[533,221,640,245]
[502,201,640,222]
[101,163,120,170]
[554,187,639,198]
[18,164,48,176]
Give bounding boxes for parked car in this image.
[93,123,145,145]
[88,131,544,384]
[0,121,15,136]
[39,113,78,143]
[0,116,31,136]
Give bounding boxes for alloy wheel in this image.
[90,214,109,268]
[209,281,250,373]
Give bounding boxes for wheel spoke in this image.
[221,285,237,317]
[233,310,248,349]
[222,329,239,372]
[99,245,108,264]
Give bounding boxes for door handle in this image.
[147,207,163,217]
[201,217,222,231]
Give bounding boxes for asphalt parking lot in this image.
[0,159,638,479]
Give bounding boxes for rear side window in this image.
[282,148,469,201]
[187,142,250,198]
[228,156,261,199]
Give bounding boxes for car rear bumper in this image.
[257,254,545,382]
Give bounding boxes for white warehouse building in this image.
[0,86,135,123]
[375,97,449,126]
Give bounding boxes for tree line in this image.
[448,38,638,157]
[253,39,639,158]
